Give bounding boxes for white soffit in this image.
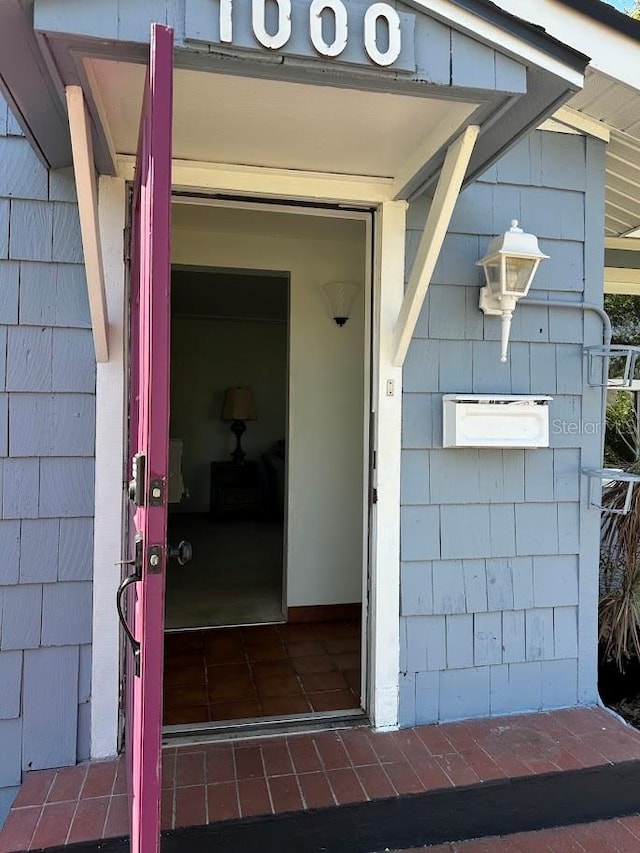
[570,69,640,237]
[85,58,477,180]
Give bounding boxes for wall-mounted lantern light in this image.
[477,220,549,363]
[322,281,360,327]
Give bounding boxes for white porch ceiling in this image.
[85,58,477,181]
[569,68,640,237]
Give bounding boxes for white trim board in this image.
[90,166,406,751]
[606,237,640,252]
[551,106,611,143]
[604,267,640,295]
[118,157,395,205]
[91,175,127,758]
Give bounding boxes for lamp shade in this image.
[322,281,360,326]
[222,387,256,421]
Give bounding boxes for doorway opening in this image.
[162,199,371,732]
[165,268,289,631]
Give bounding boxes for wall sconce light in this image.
[322,281,360,326]
[477,220,549,363]
[221,387,257,464]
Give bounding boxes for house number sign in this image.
[224,0,400,66]
[185,0,415,71]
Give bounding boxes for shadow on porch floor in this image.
[2,707,640,852]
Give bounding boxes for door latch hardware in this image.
[147,545,163,574]
[128,452,146,506]
[149,478,165,507]
[116,533,143,677]
[168,540,193,566]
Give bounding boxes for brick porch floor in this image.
[2,706,640,852]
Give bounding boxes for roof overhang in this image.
[492,0,640,239]
[569,69,640,238]
[0,0,587,200]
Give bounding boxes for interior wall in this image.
[170,314,287,512]
[171,207,367,607]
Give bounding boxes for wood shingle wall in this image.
[0,95,95,825]
[399,130,606,725]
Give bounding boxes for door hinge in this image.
[371,487,378,505]
[124,224,132,262]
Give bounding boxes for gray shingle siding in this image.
[0,95,95,826]
[399,131,605,725]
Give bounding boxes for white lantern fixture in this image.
[477,220,549,363]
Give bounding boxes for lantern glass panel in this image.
[483,259,502,294]
[505,256,536,294]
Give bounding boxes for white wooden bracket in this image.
[391,125,479,368]
[65,85,109,363]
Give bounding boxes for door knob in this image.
[168,540,192,565]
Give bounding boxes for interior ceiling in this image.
[86,58,477,178]
[569,68,640,237]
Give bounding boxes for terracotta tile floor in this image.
[395,814,640,851]
[3,707,640,852]
[163,620,362,725]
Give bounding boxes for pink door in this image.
[119,22,173,853]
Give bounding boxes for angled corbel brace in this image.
[391,125,480,368]
[65,85,109,363]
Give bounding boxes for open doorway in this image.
[165,268,289,631]
[162,200,370,731]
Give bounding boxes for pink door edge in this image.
[124,22,174,853]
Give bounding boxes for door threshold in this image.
[162,708,367,746]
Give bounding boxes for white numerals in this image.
[309,0,348,58]
[364,3,402,67]
[217,0,402,67]
[219,0,233,43]
[252,0,292,50]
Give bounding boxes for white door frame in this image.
[91,163,406,756]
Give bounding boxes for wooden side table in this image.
[210,461,264,520]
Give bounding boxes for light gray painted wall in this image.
[399,130,606,725]
[0,95,95,827]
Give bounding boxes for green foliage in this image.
[605,391,638,468]
[600,483,640,670]
[601,294,640,671]
[604,293,640,346]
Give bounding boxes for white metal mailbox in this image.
[442,394,552,448]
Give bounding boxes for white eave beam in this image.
[65,85,109,363]
[552,107,610,143]
[391,125,479,368]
